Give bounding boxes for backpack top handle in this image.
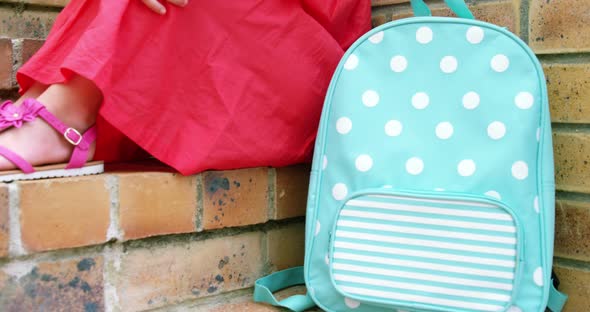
[411,0,475,20]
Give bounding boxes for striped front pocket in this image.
[329,192,521,312]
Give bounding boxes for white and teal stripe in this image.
[331,194,518,312]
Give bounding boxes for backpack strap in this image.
[253,266,316,312]
[547,271,568,312]
[410,0,475,20]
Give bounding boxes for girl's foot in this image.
[0,75,102,171]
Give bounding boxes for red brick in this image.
[0,8,58,39]
[19,176,111,252]
[553,262,590,312]
[21,39,45,65]
[4,0,69,6]
[0,256,104,312]
[267,222,306,271]
[273,165,309,220]
[118,172,197,241]
[0,39,13,90]
[0,185,8,258]
[202,168,269,230]
[116,232,265,311]
[555,200,590,261]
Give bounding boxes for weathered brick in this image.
[0,256,104,312]
[0,38,13,90]
[0,8,58,39]
[0,185,8,258]
[555,200,590,261]
[19,176,110,252]
[391,0,520,35]
[21,39,44,65]
[116,232,265,311]
[4,0,69,7]
[118,172,197,241]
[530,0,590,54]
[553,132,590,193]
[371,0,409,6]
[545,62,590,123]
[371,12,388,28]
[202,168,269,230]
[267,222,305,271]
[553,262,590,312]
[273,165,309,220]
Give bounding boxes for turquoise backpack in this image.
[254,1,568,311]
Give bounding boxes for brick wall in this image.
[0,0,589,311]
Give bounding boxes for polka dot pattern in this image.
[462,92,480,110]
[406,157,424,175]
[507,307,523,312]
[412,92,430,109]
[491,54,510,72]
[487,121,506,140]
[512,161,529,180]
[362,90,379,107]
[385,120,403,137]
[534,267,544,286]
[343,54,359,70]
[458,159,476,177]
[344,297,361,309]
[369,31,384,44]
[355,154,373,172]
[390,55,408,72]
[466,26,484,44]
[485,190,501,200]
[515,92,534,109]
[336,117,352,134]
[440,56,458,73]
[315,220,321,236]
[435,122,453,140]
[332,183,348,200]
[416,26,433,44]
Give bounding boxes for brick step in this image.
[0,163,311,311]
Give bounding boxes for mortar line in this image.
[195,174,204,231]
[7,182,25,257]
[106,175,122,242]
[267,168,277,220]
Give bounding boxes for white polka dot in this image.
[385,120,403,137]
[412,92,430,109]
[332,183,348,200]
[344,54,359,70]
[416,26,433,44]
[383,185,393,189]
[336,117,352,134]
[369,31,384,44]
[515,92,534,109]
[440,56,458,73]
[362,90,380,107]
[434,188,445,192]
[390,55,408,73]
[458,159,476,177]
[435,122,454,140]
[491,54,510,72]
[344,297,361,309]
[315,220,320,236]
[534,196,540,213]
[466,26,485,44]
[406,157,424,175]
[462,92,480,110]
[534,267,544,286]
[512,161,529,180]
[488,121,506,140]
[537,128,541,142]
[507,306,523,312]
[355,154,373,172]
[325,253,330,265]
[485,190,502,200]
[322,155,327,170]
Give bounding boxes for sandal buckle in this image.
[64,128,82,146]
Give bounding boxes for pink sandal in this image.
[0,99,103,182]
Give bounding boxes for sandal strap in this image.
[0,146,34,174]
[66,125,97,169]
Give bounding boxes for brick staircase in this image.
[0,0,590,311]
[0,162,310,311]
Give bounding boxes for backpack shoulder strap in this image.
[253,266,316,312]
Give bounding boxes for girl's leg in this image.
[0,75,102,170]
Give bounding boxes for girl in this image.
[0,0,371,181]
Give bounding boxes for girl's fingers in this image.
[141,0,166,14]
[167,0,188,7]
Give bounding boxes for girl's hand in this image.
[141,0,189,15]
